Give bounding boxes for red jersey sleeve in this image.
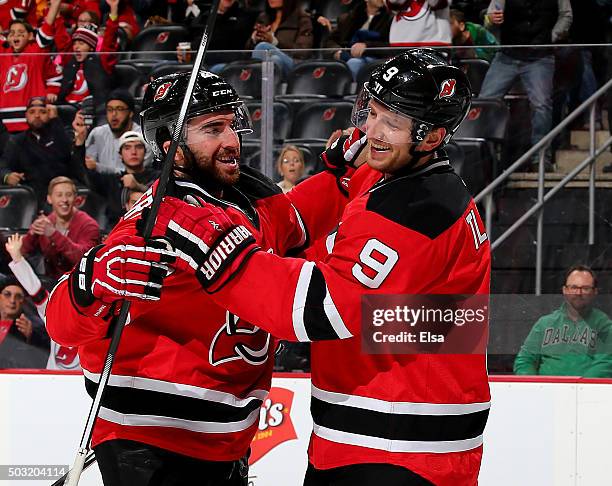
[100,17,119,73]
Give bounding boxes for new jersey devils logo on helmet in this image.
[154,82,173,102]
[209,311,271,367]
[439,79,457,99]
[156,31,169,44]
[4,64,28,93]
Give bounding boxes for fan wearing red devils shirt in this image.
[146,50,491,486]
[0,0,63,132]
[45,71,349,486]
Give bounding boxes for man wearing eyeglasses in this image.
[0,279,50,368]
[80,89,152,174]
[514,265,612,377]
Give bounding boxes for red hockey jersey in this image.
[44,170,347,461]
[0,21,62,132]
[210,155,492,485]
[0,0,36,31]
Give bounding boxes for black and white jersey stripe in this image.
[83,369,267,433]
[311,384,490,454]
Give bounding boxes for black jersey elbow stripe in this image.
[84,373,265,430]
[292,262,352,342]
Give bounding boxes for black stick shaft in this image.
[56,2,222,485]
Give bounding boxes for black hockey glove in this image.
[320,128,367,195]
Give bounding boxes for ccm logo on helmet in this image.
[154,82,173,102]
[439,79,457,99]
[213,89,232,97]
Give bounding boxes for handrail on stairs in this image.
[472,77,612,295]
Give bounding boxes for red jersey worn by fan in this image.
[209,155,491,486]
[0,22,62,131]
[0,0,36,31]
[44,169,348,461]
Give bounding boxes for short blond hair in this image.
[48,176,77,195]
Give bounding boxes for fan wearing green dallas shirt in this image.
[514,265,612,377]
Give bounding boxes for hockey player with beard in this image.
[45,70,353,485]
[141,49,492,485]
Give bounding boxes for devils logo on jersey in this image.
[4,63,28,93]
[71,69,89,96]
[393,0,428,20]
[209,311,271,367]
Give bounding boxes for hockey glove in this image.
[320,128,367,195]
[69,236,176,316]
[146,196,260,293]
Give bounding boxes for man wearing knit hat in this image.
[57,0,120,112]
[85,130,159,229]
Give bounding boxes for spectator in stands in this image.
[83,89,152,174]
[76,9,100,28]
[0,0,38,31]
[56,0,119,115]
[60,0,101,29]
[0,0,63,132]
[0,98,86,208]
[276,145,305,193]
[21,176,100,280]
[514,265,612,377]
[324,0,391,80]
[100,0,139,40]
[198,0,257,66]
[480,0,573,171]
[85,130,159,228]
[4,233,81,370]
[386,0,451,47]
[125,189,144,211]
[248,0,314,77]
[0,278,50,368]
[449,9,497,62]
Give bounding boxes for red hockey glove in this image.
[320,128,367,195]
[69,236,176,317]
[147,196,260,293]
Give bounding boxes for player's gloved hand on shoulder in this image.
[69,236,176,316]
[320,128,367,195]
[142,196,260,293]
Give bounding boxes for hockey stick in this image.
[54,2,223,485]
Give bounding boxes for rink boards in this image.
[1,371,612,486]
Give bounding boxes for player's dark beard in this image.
[179,145,240,197]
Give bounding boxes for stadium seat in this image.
[287,100,354,142]
[129,25,190,61]
[280,60,353,98]
[0,186,38,230]
[354,58,387,95]
[112,64,146,96]
[75,187,108,231]
[149,63,194,80]
[453,59,490,96]
[220,60,282,100]
[455,98,509,142]
[244,101,292,142]
[453,139,489,196]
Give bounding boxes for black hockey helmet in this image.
[140,70,252,158]
[351,49,472,145]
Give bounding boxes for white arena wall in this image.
[1,371,611,486]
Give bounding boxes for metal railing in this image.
[474,77,612,295]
